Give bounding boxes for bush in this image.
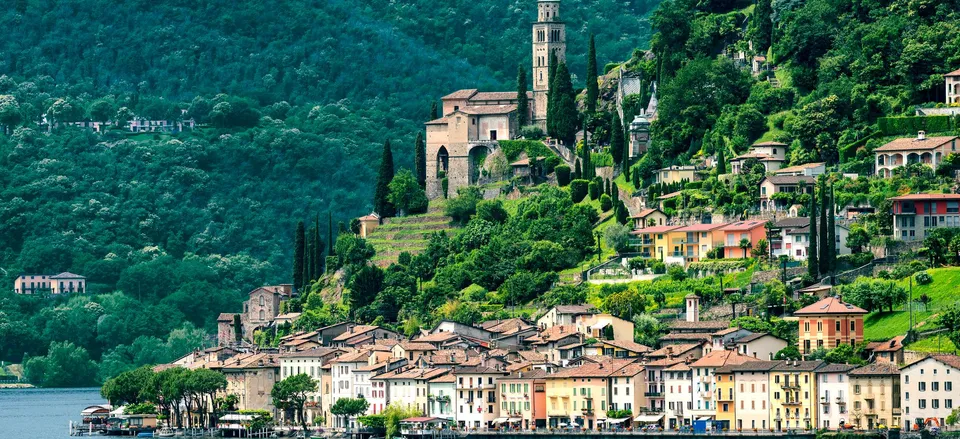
[651,261,666,274]
[445,187,482,223]
[544,156,561,173]
[667,264,687,281]
[890,260,928,280]
[914,271,933,285]
[588,181,600,200]
[837,252,874,269]
[555,165,571,186]
[498,139,554,161]
[570,179,589,203]
[599,194,613,211]
[520,125,545,140]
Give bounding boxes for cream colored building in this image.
[946,69,960,104]
[655,165,698,185]
[220,353,281,417]
[14,272,86,295]
[848,362,901,430]
[574,313,634,342]
[899,355,959,431]
[726,361,778,431]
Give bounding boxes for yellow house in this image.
[655,165,699,185]
[629,226,680,259]
[586,339,652,358]
[848,362,901,430]
[663,223,729,264]
[545,359,637,430]
[714,364,737,430]
[769,360,824,431]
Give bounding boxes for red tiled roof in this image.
[674,223,728,232]
[794,296,867,315]
[630,225,681,234]
[946,68,960,77]
[442,89,479,100]
[874,136,957,152]
[458,105,517,115]
[889,193,960,201]
[720,221,765,232]
[752,141,788,147]
[630,208,662,219]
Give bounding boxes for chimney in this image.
[918,130,926,140]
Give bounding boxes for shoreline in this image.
[0,383,36,389]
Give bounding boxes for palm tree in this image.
[739,238,752,259]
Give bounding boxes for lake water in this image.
[0,387,106,439]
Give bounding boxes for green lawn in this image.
[862,267,960,341]
[756,111,790,143]
[906,334,957,354]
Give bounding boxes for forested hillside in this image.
[0,0,660,385]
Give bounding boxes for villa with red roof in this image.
[793,296,867,355]
[947,68,960,104]
[729,141,787,174]
[629,225,681,259]
[663,223,728,264]
[874,131,959,178]
[889,193,960,241]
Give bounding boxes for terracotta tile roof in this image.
[331,325,380,341]
[712,327,746,336]
[775,162,824,175]
[946,68,960,77]
[643,358,685,367]
[506,361,533,373]
[720,221,766,232]
[721,361,780,373]
[220,353,279,370]
[548,359,637,378]
[218,313,238,322]
[662,333,713,342]
[930,354,960,369]
[889,193,960,201]
[458,105,517,115]
[867,336,905,353]
[761,175,815,186]
[794,296,867,315]
[647,343,703,359]
[771,360,825,372]
[599,339,653,353]
[502,369,548,379]
[356,359,403,372]
[442,89,478,100]
[630,208,662,219]
[518,350,548,363]
[415,332,460,343]
[610,362,645,377]
[674,223,728,232]
[630,225,681,235]
[453,366,507,375]
[753,141,788,147]
[666,362,691,372]
[429,374,457,383]
[330,350,370,363]
[816,363,858,373]
[425,117,449,125]
[397,341,438,351]
[849,361,900,376]
[690,350,755,368]
[736,333,782,344]
[731,152,780,161]
[669,320,730,331]
[874,135,957,152]
[553,305,598,315]
[472,91,533,101]
[378,368,450,380]
[657,191,683,200]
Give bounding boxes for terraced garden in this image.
[366,203,459,267]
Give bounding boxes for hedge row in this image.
[877,116,954,136]
[498,140,556,161]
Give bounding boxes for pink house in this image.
[719,221,767,258]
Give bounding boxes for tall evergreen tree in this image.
[808,193,819,279]
[313,215,324,276]
[328,211,335,256]
[373,140,396,217]
[552,62,579,147]
[574,159,582,180]
[611,112,624,168]
[414,132,426,189]
[716,147,726,175]
[827,181,837,272]
[586,34,599,114]
[516,65,529,127]
[430,102,438,120]
[818,177,829,276]
[293,221,305,293]
[304,225,315,283]
[623,133,632,183]
[547,51,559,137]
[748,0,774,54]
[581,141,594,180]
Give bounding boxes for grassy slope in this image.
[367,201,459,267]
[864,267,960,341]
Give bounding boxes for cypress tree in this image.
[328,211,335,256]
[586,34,599,114]
[430,102,438,120]
[818,177,829,276]
[574,159,582,180]
[623,132,632,183]
[716,147,726,175]
[415,132,426,189]
[374,140,396,217]
[516,65,529,127]
[828,181,837,272]
[293,221,305,292]
[552,62,578,147]
[314,215,324,277]
[581,140,594,180]
[808,193,819,279]
[304,225,315,283]
[611,112,624,169]
[547,51,559,137]
[612,181,619,202]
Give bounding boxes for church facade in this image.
[424,0,567,200]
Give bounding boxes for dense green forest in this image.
[0,0,660,385]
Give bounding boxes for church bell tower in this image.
[532,0,566,130]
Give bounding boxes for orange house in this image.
[794,296,867,355]
[719,221,767,259]
[665,223,729,263]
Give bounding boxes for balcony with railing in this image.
[782,399,802,406]
[644,391,663,397]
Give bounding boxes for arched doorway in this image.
[437,146,449,176]
[468,145,489,184]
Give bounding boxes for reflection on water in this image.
[0,387,106,439]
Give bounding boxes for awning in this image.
[591,322,610,330]
[634,414,664,423]
[605,417,632,424]
[493,417,509,424]
[220,414,254,421]
[697,417,713,421]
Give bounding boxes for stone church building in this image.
[425,0,566,199]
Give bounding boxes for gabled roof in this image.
[946,68,960,77]
[794,296,867,315]
[752,141,788,147]
[816,363,857,374]
[657,191,683,200]
[330,350,371,363]
[279,347,344,359]
[889,193,960,201]
[472,91,533,101]
[630,225,681,235]
[674,223,728,232]
[396,341,438,351]
[647,343,703,359]
[669,320,730,331]
[415,332,460,343]
[775,162,824,175]
[866,336,905,353]
[720,221,765,232]
[425,117,449,125]
[903,354,960,370]
[218,313,238,322]
[771,360,824,372]
[332,325,381,341]
[552,305,598,315]
[690,351,755,368]
[875,135,957,152]
[547,359,637,378]
[661,333,712,342]
[849,361,900,376]
[598,339,653,353]
[442,89,479,100]
[457,105,517,115]
[502,369,548,379]
[736,332,784,344]
[721,360,780,373]
[760,175,816,186]
[630,208,664,219]
[51,272,85,279]
[773,217,810,228]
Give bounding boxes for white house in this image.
[427,374,457,421]
[664,363,694,428]
[453,367,506,429]
[537,305,597,329]
[278,348,345,426]
[733,333,788,361]
[330,351,373,428]
[900,354,960,431]
[816,363,856,430]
